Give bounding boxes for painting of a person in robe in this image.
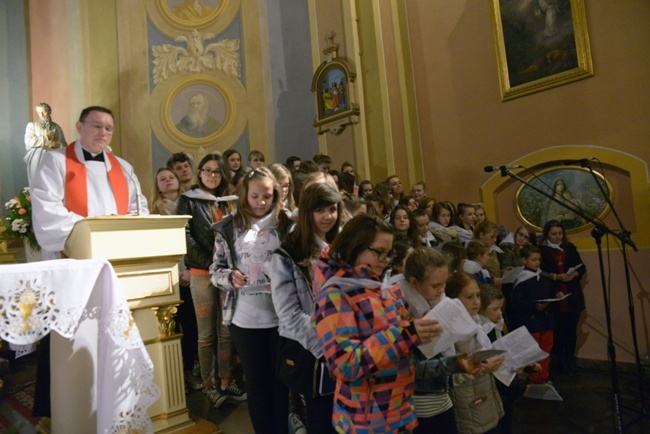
[174,92,223,138]
[320,67,347,117]
[516,167,612,233]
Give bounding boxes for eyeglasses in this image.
[280,183,292,190]
[367,246,397,263]
[201,169,222,177]
[83,122,114,134]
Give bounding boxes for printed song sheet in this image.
[491,326,549,386]
[418,298,479,359]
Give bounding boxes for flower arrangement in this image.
[4,187,40,251]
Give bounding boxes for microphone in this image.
[118,160,143,216]
[563,158,596,166]
[483,165,522,173]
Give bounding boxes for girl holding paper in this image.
[540,219,586,375]
[311,215,440,434]
[399,247,482,434]
[479,285,541,434]
[446,272,505,434]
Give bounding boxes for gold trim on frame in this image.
[514,166,613,234]
[150,73,248,153]
[146,0,240,37]
[490,0,593,101]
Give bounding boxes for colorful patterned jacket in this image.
[310,253,421,433]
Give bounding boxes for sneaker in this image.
[288,411,307,434]
[192,359,201,378]
[221,380,247,401]
[203,387,227,408]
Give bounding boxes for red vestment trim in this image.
[65,144,130,216]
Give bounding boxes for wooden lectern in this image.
[64,215,195,433]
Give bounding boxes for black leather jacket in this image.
[176,186,230,270]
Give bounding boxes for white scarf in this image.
[513,268,541,288]
[543,239,563,251]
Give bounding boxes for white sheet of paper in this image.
[524,383,563,401]
[418,298,479,359]
[491,326,549,385]
[566,263,583,275]
[536,293,572,303]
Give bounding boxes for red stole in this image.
[65,143,130,216]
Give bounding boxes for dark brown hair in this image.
[329,214,394,267]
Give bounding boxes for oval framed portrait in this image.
[150,73,247,151]
[515,167,613,233]
[146,0,240,37]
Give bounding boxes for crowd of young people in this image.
[148,149,586,434]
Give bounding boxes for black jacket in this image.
[176,187,230,270]
[540,242,586,313]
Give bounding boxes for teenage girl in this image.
[399,248,482,434]
[478,285,540,434]
[211,167,292,433]
[417,197,436,221]
[270,183,342,434]
[176,154,241,407]
[357,179,373,198]
[453,203,476,244]
[540,219,586,375]
[429,201,461,244]
[474,204,487,226]
[150,167,182,215]
[498,225,536,270]
[269,163,296,212]
[463,240,494,285]
[473,221,504,284]
[446,272,505,434]
[442,242,467,274]
[223,149,244,181]
[389,204,418,247]
[311,215,440,433]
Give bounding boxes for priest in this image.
[31,105,148,260]
[29,105,148,422]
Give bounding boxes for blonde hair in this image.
[268,163,296,211]
[234,167,290,232]
[150,167,182,215]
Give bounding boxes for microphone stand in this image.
[496,167,643,433]
[579,160,646,429]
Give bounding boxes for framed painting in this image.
[490,0,593,101]
[310,34,360,135]
[515,167,613,233]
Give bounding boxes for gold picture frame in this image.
[490,0,594,101]
[515,167,613,234]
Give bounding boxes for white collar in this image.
[543,239,563,251]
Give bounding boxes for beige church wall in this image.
[405,0,650,364]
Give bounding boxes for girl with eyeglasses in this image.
[311,214,440,433]
[269,163,296,212]
[175,153,242,408]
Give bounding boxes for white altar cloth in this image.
[0,259,160,433]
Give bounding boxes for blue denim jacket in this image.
[414,350,460,394]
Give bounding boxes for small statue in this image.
[24,102,67,185]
